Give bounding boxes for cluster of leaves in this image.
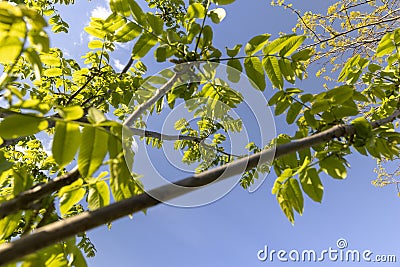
[276,0,400,74]
[245,25,400,223]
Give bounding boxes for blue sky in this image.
[51,0,400,266]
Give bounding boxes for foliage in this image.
[0,0,399,265]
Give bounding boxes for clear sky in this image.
[51,0,400,266]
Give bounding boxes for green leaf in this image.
[110,156,140,201]
[186,3,206,20]
[24,48,43,80]
[88,180,110,210]
[131,33,158,59]
[201,25,213,47]
[114,22,142,43]
[110,0,131,16]
[84,25,106,39]
[212,0,235,5]
[304,110,318,129]
[376,32,395,57]
[0,36,23,64]
[40,53,61,67]
[279,35,306,57]
[187,22,201,43]
[208,8,226,24]
[351,117,372,140]
[227,58,242,83]
[338,55,359,82]
[58,106,84,121]
[272,168,292,194]
[146,13,163,35]
[245,34,270,55]
[226,44,242,57]
[263,34,295,55]
[319,157,347,179]
[244,57,265,90]
[288,178,304,215]
[310,99,330,115]
[88,39,103,49]
[0,151,12,174]
[286,102,302,124]
[155,44,173,62]
[274,98,291,115]
[22,243,68,267]
[278,58,295,84]
[268,91,284,106]
[102,13,125,33]
[291,48,313,61]
[78,126,109,178]
[59,179,86,216]
[367,63,381,73]
[129,0,147,26]
[52,122,81,168]
[0,114,48,139]
[0,212,21,240]
[13,167,33,195]
[43,67,62,77]
[88,108,107,124]
[276,188,294,224]
[263,56,283,89]
[300,168,323,202]
[325,85,354,105]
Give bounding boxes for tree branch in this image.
[304,15,400,49]
[124,70,181,126]
[282,3,321,41]
[0,108,399,264]
[0,168,80,220]
[129,127,201,142]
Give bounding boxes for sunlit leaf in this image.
[263,56,283,89]
[208,8,226,24]
[244,57,265,90]
[245,34,270,55]
[186,3,206,19]
[78,126,109,178]
[0,115,48,139]
[59,179,86,216]
[88,180,110,210]
[52,122,81,168]
[300,168,323,202]
[131,33,158,59]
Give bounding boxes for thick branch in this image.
[0,168,80,220]
[0,108,398,264]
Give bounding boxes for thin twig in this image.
[282,3,321,41]
[304,15,400,49]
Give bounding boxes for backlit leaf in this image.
[52,122,81,168]
[300,168,323,202]
[59,179,86,216]
[0,115,48,139]
[131,33,158,59]
[263,56,283,89]
[245,34,270,55]
[88,180,110,210]
[244,57,265,90]
[78,126,109,178]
